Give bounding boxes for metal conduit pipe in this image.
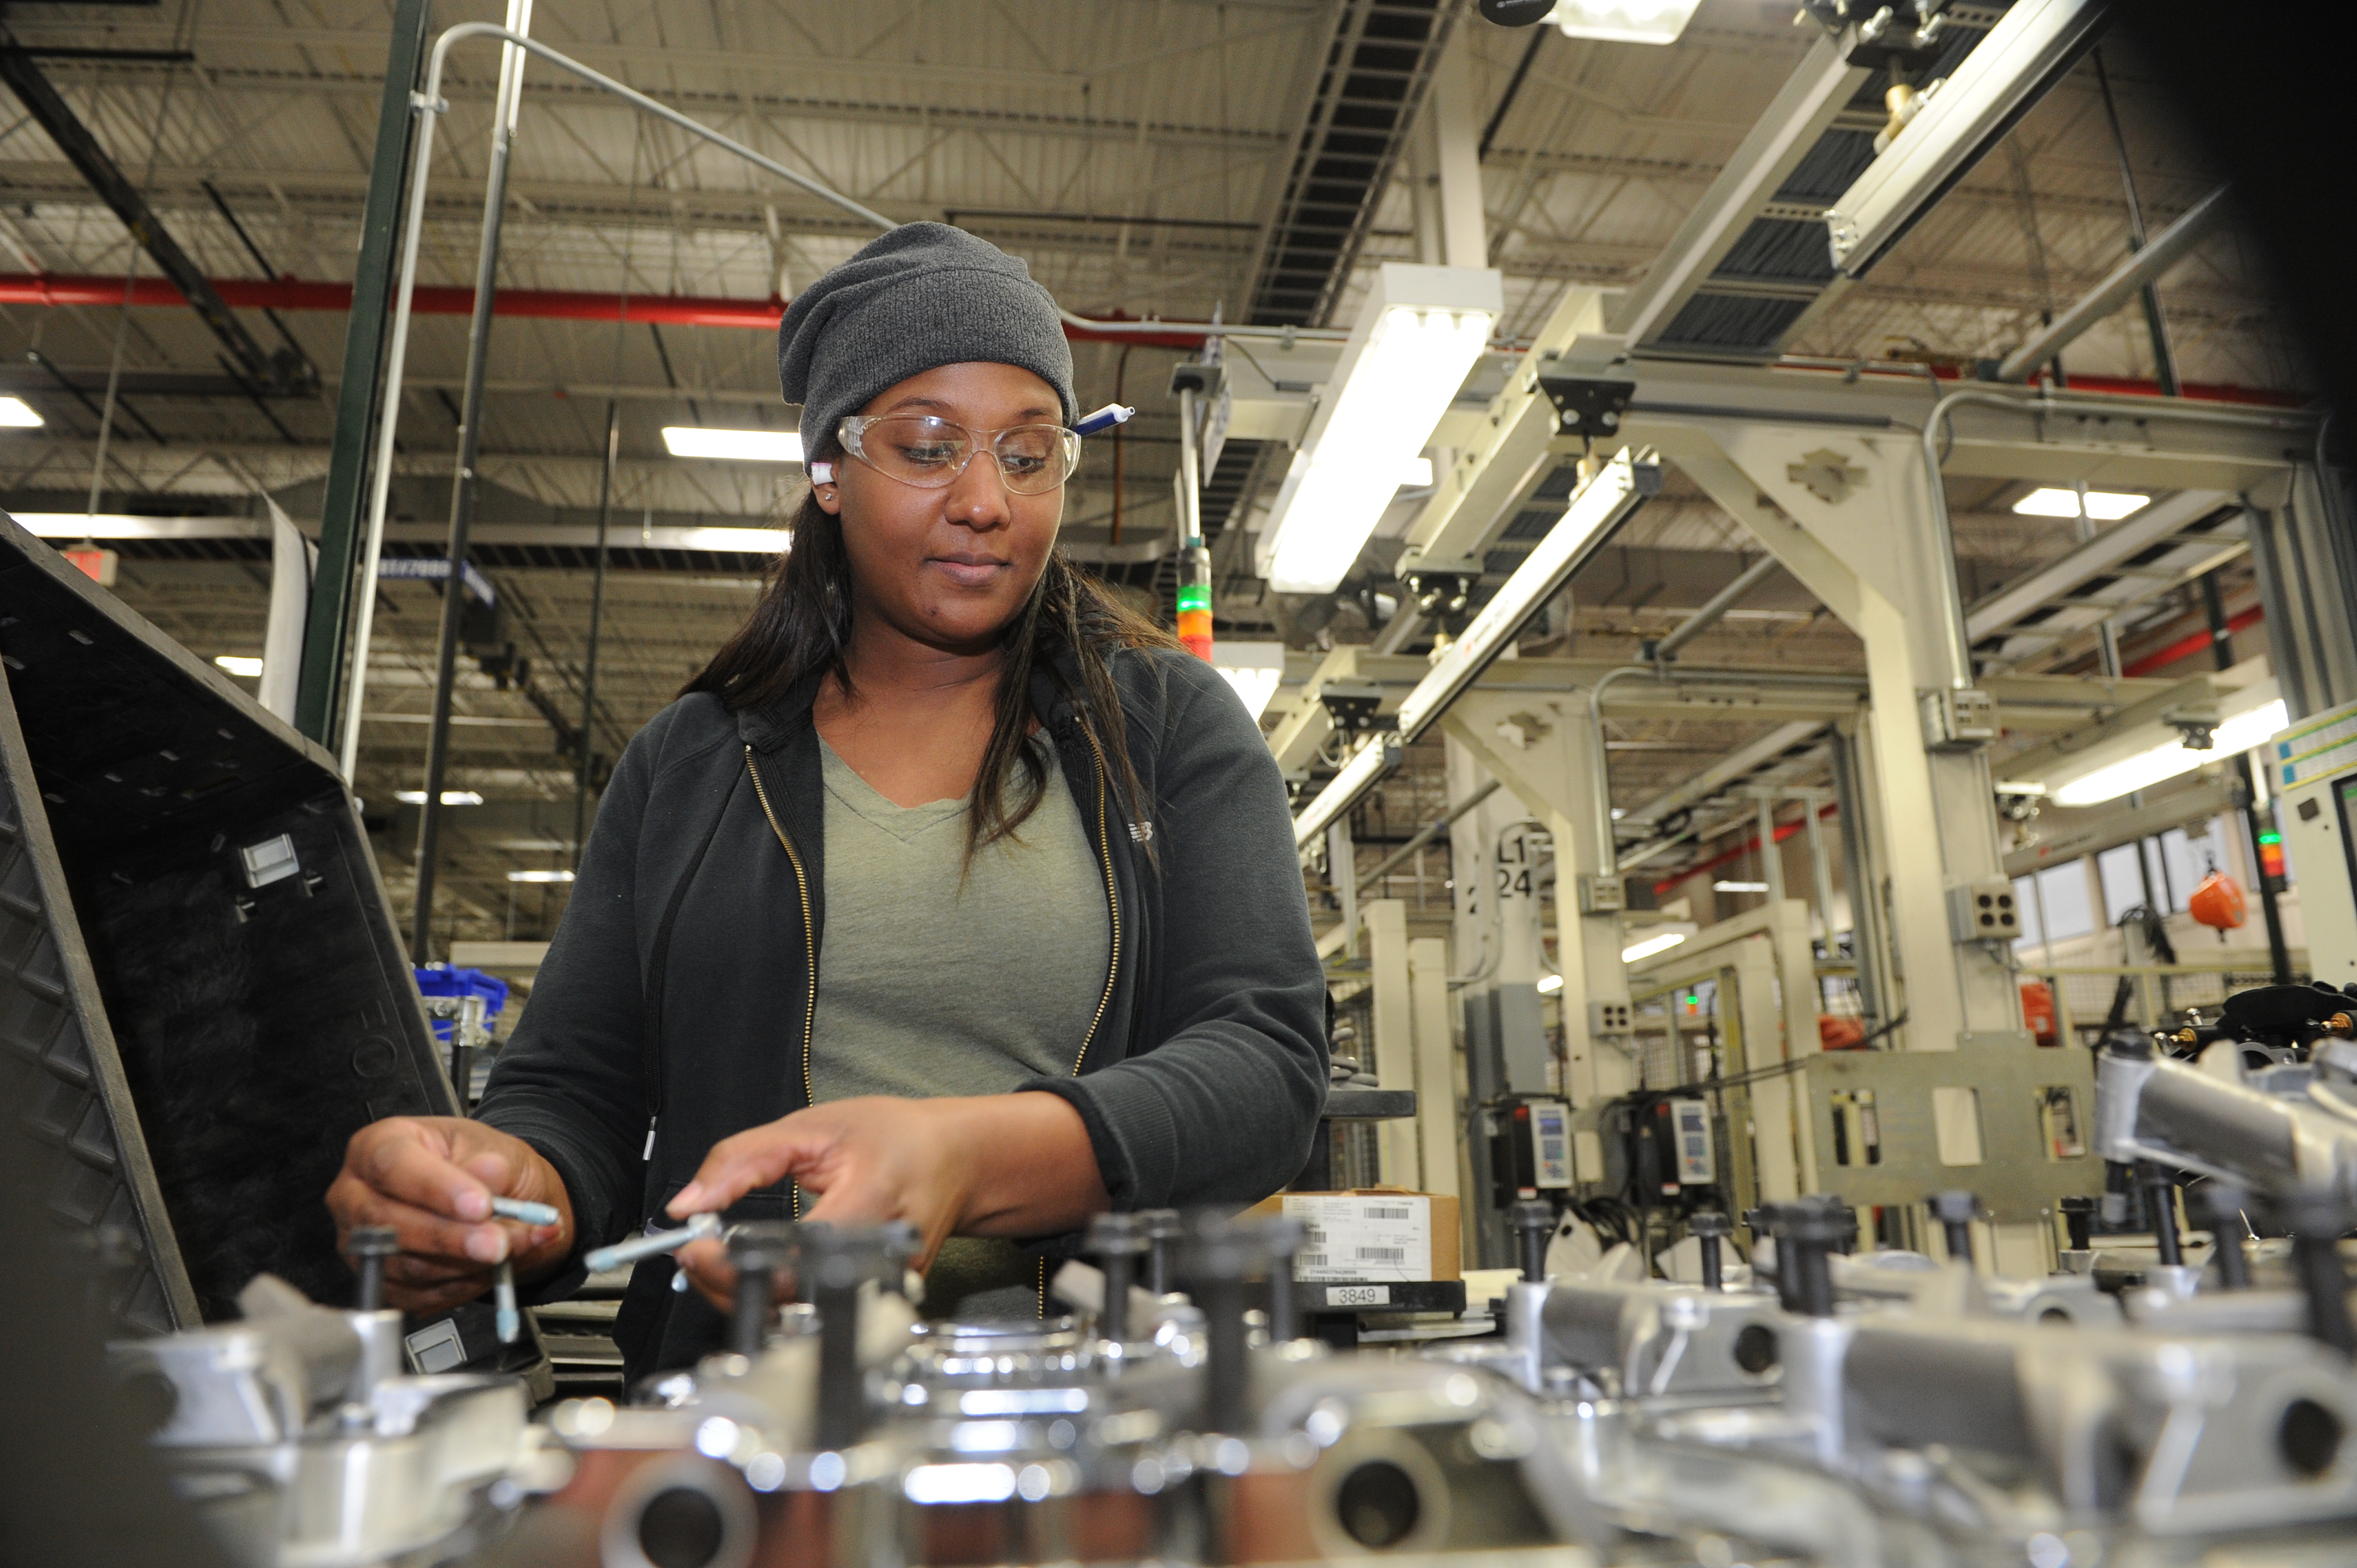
[1585,667,1654,881]
[1917,387,2317,694]
[1649,554,1780,663]
[1361,778,1500,886]
[1995,184,2231,384]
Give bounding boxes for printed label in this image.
[1282,1194,1432,1282]
[1325,1284,1391,1307]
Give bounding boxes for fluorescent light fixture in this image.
[1825,0,2109,277]
[2011,487,2149,521]
[1393,447,1658,742]
[507,869,576,883]
[1536,973,1564,995]
[1623,931,1689,964]
[1550,0,1703,45]
[2051,697,2288,807]
[213,654,264,677]
[1292,735,1402,850]
[1256,264,1501,594]
[1211,640,1287,720]
[662,426,805,462]
[1713,880,1769,893]
[1399,456,1434,489]
[394,790,485,806]
[0,395,43,427]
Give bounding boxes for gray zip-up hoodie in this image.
[475,645,1327,1378]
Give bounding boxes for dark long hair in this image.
[683,490,1180,859]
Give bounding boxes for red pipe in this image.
[0,271,1216,347]
[2119,604,2265,677]
[1651,802,1839,898]
[0,272,2331,383]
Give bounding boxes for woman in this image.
[325,224,1327,1378]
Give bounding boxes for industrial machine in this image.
[71,975,2357,1568]
[13,524,2357,1566]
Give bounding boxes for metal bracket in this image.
[1534,376,1636,442]
[409,90,450,115]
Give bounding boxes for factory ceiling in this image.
[0,0,2301,945]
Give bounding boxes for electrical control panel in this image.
[2276,697,2357,987]
[1670,1097,1715,1185]
[1529,1099,1573,1189]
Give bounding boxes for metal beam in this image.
[0,47,297,394]
[1964,488,2236,638]
[1651,553,1781,661]
[1607,30,1868,348]
[1994,183,2234,382]
[297,0,432,749]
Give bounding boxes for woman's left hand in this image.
[669,1091,1107,1313]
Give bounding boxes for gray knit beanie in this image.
[778,223,1075,461]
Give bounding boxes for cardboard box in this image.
[1246,1188,1460,1283]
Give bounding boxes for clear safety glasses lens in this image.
[838,416,1080,496]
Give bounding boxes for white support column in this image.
[1362,900,1422,1185]
[1439,690,1636,1108]
[1654,424,2020,1051]
[1427,31,1486,269]
[1408,936,1460,1200]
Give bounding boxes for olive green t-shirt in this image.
[808,735,1109,1318]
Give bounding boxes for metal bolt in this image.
[1687,1210,1731,1292]
[350,1226,398,1313]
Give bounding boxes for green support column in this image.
[295,0,435,749]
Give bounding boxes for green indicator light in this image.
[1175,584,1211,611]
[2260,831,2282,845]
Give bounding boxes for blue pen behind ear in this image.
[1073,404,1136,437]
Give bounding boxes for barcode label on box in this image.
[1280,1194,1431,1282]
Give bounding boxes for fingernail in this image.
[466,1227,509,1264]
[670,1184,703,1213]
[453,1188,489,1222]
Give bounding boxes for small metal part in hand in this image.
[495,1262,519,1344]
[490,1196,560,1226]
[583,1211,723,1273]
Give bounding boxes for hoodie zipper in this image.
[1071,724,1121,1078]
[1046,724,1123,1316]
[744,744,817,1218]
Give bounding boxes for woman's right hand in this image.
[326,1117,577,1316]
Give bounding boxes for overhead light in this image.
[662,426,805,462]
[1713,880,1769,893]
[214,654,264,677]
[1536,973,1565,995]
[1256,264,1501,594]
[507,869,576,883]
[1211,640,1287,720]
[1292,735,1402,850]
[2051,697,2287,807]
[0,395,43,428]
[1824,0,2109,277]
[394,790,485,806]
[1548,0,1702,45]
[1399,456,1434,490]
[1623,931,1689,964]
[1394,447,1659,742]
[2012,487,2149,521]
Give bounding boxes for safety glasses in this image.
[836,415,1082,496]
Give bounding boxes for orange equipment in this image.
[2020,979,2059,1048]
[2189,868,2248,932]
